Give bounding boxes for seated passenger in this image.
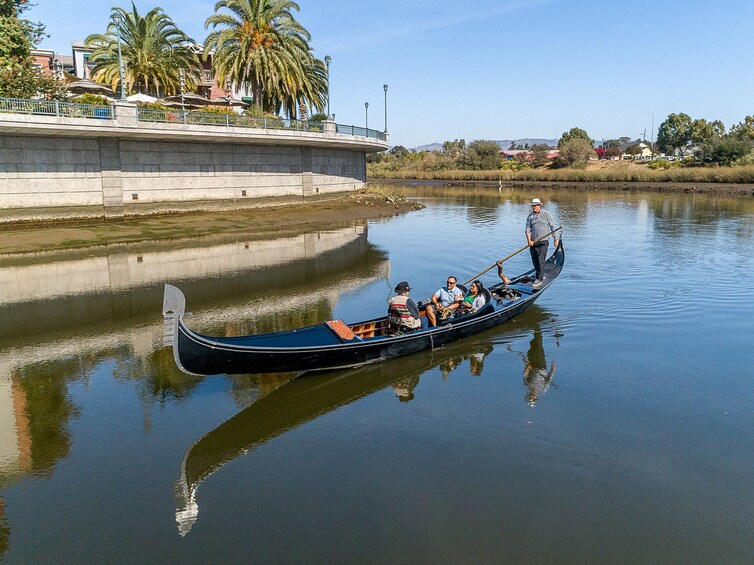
[426,275,464,327]
[387,281,424,332]
[457,280,486,314]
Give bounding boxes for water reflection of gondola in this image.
[174,339,501,536]
[0,226,389,525]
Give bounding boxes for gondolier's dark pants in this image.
[530,241,548,279]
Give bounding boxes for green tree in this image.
[85,3,200,97]
[0,0,65,99]
[691,118,725,144]
[390,145,409,159]
[442,139,466,157]
[555,138,594,167]
[697,137,752,165]
[205,0,326,117]
[461,140,502,170]
[530,143,551,167]
[730,115,754,141]
[656,113,692,156]
[557,127,593,149]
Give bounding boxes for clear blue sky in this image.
[32,0,754,148]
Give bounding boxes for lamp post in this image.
[113,12,126,101]
[365,101,369,131]
[179,68,186,123]
[324,55,331,118]
[383,84,388,133]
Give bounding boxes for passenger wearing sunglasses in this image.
[426,276,464,327]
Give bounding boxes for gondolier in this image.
[525,198,559,287]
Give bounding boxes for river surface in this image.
[1,187,753,563]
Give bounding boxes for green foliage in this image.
[730,115,754,141]
[557,127,592,148]
[529,144,551,167]
[205,0,326,119]
[195,106,236,115]
[390,145,409,159]
[697,137,753,165]
[310,112,328,122]
[85,5,200,97]
[657,113,692,155]
[691,118,725,144]
[647,159,678,170]
[75,93,112,106]
[501,159,531,171]
[555,138,594,167]
[461,140,502,170]
[0,1,65,99]
[442,139,466,157]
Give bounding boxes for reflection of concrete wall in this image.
[0,227,366,305]
[0,259,390,377]
[0,378,30,480]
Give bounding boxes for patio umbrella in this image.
[162,93,213,107]
[127,92,158,103]
[209,96,246,108]
[66,79,115,96]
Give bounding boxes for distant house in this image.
[620,141,652,159]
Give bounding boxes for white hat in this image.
[530,198,542,205]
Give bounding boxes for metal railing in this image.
[136,107,326,132]
[0,97,387,142]
[336,123,387,141]
[0,97,113,119]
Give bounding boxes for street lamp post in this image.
[113,12,127,101]
[365,101,369,131]
[324,55,331,118]
[179,68,186,124]
[383,84,388,133]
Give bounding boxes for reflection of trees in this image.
[0,498,8,559]
[10,359,86,474]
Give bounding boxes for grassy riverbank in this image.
[0,189,422,255]
[369,161,754,184]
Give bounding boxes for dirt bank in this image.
[0,191,423,255]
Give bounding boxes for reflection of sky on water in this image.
[1,189,754,563]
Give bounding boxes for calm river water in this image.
[1,187,753,563]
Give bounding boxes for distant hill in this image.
[412,139,557,152]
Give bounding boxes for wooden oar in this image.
[462,227,562,286]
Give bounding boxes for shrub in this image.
[75,93,111,106]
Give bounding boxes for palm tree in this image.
[204,0,326,117]
[85,3,202,97]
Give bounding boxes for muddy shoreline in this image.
[0,191,422,255]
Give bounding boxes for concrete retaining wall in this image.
[0,105,383,223]
[0,134,367,222]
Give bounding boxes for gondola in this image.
[162,242,564,376]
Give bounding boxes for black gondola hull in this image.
[165,243,564,375]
